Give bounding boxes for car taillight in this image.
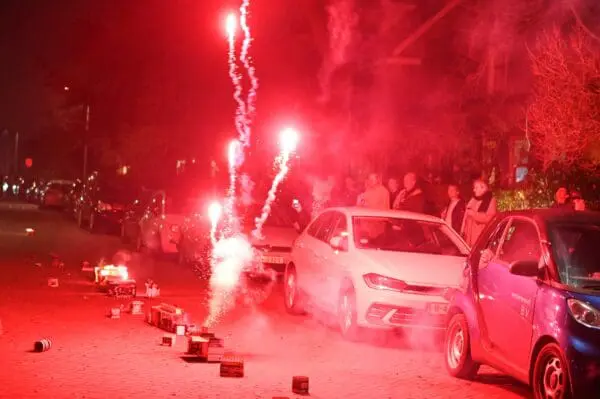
[363,273,408,292]
[98,201,112,211]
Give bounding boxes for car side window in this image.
[471,218,509,266]
[331,213,348,238]
[315,213,337,243]
[498,219,541,264]
[307,212,330,238]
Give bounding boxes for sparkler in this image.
[253,128,299,239]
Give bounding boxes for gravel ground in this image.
[0,203,531,399]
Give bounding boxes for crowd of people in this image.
[292,171,589,248]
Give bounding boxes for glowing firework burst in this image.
[208,201,222,245]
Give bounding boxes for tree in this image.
[528,26,600,170]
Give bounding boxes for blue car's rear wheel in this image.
[532,343,571,399]
[444,313,479,379]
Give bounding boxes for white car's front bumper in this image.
[355,285,451,330]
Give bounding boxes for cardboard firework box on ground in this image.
[106,279,137,297]
[220,353,244,377]
[147,303,187,333]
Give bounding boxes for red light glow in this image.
[225,13,237,37]
[280,127,299,153]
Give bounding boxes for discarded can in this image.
[110,307,121,319]
[47,278,59,288]
[220,354,244,378]
[162,333,175,347]
[130,300,144,315]
[292,376,309,395]
[34,338,52,353]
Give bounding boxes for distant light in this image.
[64,86,70,91]
[225,13,237,37]
[280,127,299,153]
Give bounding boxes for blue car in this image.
[444,209,600,399]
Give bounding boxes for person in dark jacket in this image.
[441,184,466,233]
[393,172,425,213]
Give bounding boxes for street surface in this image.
[0,203,531,398]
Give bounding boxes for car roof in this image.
[323,207,446,223]
[501,208,600,224]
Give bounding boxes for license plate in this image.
[428,303,449,315]
[261,256,284,264]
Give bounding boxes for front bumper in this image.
[357,287,450,330]
[565,327,600,396]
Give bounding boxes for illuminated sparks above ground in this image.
[239,0,258,147]
[208,201,222,245]
[252,128,300,239]
[225,13,247,146]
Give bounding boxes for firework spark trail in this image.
[252,128,299,239]
[208,202,222,245]
[239,0,258,147]
[224,140,240,236]
[226,14,248,147]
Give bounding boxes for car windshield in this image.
[48,183,72,193]
[352,216,467,256]
[550,223,600,289]
[240,203,294,229]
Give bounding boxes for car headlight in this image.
[567,298,600,329]
[363,273,407,292]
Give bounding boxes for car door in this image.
[491,217,541,372]
[474,217,511,348]
[293,212,331,297]
[320,212,351,310]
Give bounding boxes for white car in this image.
[283,207,470,339]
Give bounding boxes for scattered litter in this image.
[34,338,52,352]
[47,278,59,288]
[34,263,42,267]
[186,329,225,363]
[130,300,144,315]
[107,279,136,298]
[162,333,176,347]
[109,307,121,319]
[220,353,244,377]
[25,228,35,236]
[292,376,310,395]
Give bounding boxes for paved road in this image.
[0,204,531,398]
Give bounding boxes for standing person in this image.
[387,177,401,209]
[461,179,497,246]
[340,176,360,206]
[552,187,570,209]
[393,172,425,213]
[291,198,311,232]
[358,173,389,209]
[571,191,586,211]
[441,184,465,233]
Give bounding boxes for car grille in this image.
[253,245,292,253]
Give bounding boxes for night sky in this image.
[0,0,323,177]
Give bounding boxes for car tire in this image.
[77,210,84,228]
[338,285,361,341]
[532,342,571,399]
[283,265,305,315]
[445,313,480,379]
[88,212,97,233]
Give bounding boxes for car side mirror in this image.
[329,236,348,252]
[509,260,539,277]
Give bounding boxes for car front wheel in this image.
[445,313,480,379]
[283,265,304,314]
[532,343,571,399]
[338,286,361,341]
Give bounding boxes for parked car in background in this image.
[134,190,197,255]
[40,180,74,208]
[444,209,600,399]
[76,172,139,233]
[284,207,469,340]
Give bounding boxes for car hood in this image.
[356,250,466,288]
[249,225,298,248]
